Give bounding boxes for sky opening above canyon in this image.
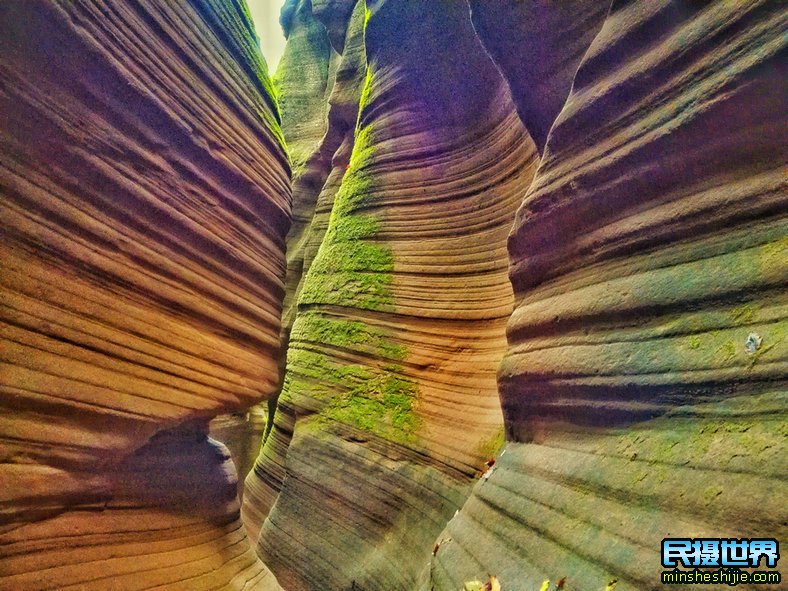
[247,0,287,72]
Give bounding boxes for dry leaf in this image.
[465,575,501,591]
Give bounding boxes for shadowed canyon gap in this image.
[0,1,786,591]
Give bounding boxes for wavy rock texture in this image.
[276,0,355,334]
[242,0,368,541]
[468,0,609,152]
[0,1,289,589]
[243,1,539,589]
[432,1,787,589]
[275,0,335,177]
[6,1,784,590]
[210,0,345,506]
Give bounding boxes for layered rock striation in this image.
[0,1,289,589]
[241,0,369,538]
[242,1,786,589]
[468,0,610,153]
[243,0,538,588]
[432,1,787,589]
[3,1,786,590]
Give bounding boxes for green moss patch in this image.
[476,427,506,459]
[281,59,419,442]
[282,309,419,444]
[319,369,421,444]
[298,119,393,310]
[292,313,407,361]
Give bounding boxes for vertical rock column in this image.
[275,0,336,337]
[242,0,368,534]
[244,0,538,589]
[0,1,290,589]
[280,0,367,333]
[431,1,787,589]
[210,0,342,500]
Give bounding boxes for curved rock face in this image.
[242,0,368,538]
[276,0,361,335]
[275,0,335,176]
[432,1,787,589]
[468,0,609,152]
[311,0,358,54]
[0,1,289,589]
[210,0,346,503]
[5,1,785,589]
[243,0,538,588]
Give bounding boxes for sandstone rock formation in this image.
[3,0,785,590]
[241,1,786,589]
[432,1,788,589]
[468,0,609,153]
[210,0,347,506]
[242,0,538,588]
[0,1,289,589]
[242,0,369,539]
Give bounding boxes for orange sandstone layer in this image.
[0,1,290,589]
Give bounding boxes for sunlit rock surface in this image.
[431,1,787,589]
[2,0,785,589]
[242,0,538,588]
[0,1,289,589]
[211,0,344,509]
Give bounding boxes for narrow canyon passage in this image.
[1,2,786,591]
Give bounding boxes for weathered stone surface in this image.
[209,408,268,501]
[212,0,344,506]
[243,0,538,588]
[276,0,362,336]
[0,1,289,588]
[468,0,609,152]
[431,1,787,589]
[241,0,368,542]
[5,0,785,589]
[311,0,358,53]
[275,0,335,175]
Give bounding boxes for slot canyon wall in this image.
[0,1,289,589]
[243,0,786,590]
[242,0,539,588]
[433,1,787,590]
[1,1,785,591]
